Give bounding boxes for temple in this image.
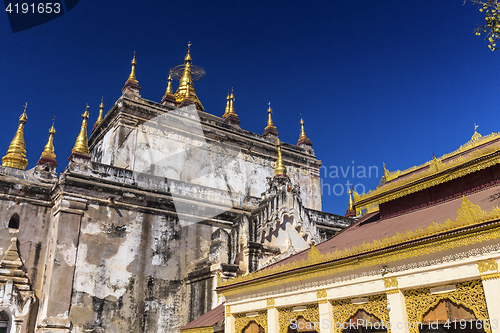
[0,45,353,332]
[215,127,500,333]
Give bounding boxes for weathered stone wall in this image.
[68,202,217,332]
[89,97,322,211]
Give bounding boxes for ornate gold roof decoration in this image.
[127,52,138,84]
[355,128,500,212]
[274,137,287,176]
[218,196,500,291]
[297,115,312,146]
[93,97,104,129]
[171,42,205,111]
[40,119,56,160]
[71,105,90,156]
[2,103,28,170]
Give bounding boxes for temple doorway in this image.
[420,299,486,333]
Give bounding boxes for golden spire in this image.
[165,71,174,96]
[126,52,138,84]
[265,102,277,131]
[71,105,90,156]
[299,116,308,141]
[174,42,204,110]
[40,118,56,160]
[2,103,28,170]
[226,88,238,117]
[348,187,354,211]
[94,97,104,128]
[274,137,287,176]
[223,91,230,118]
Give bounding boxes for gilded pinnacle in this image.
[227,88,238,117]
[94,97,104,128]
[274,137,287,176]
[41,119,56,160]
[72,105,90,156]
[174,43,204,110]
[265,102,276,131]
[2,103,29,170]
[348,187,354,211]
[223,91,230,118]
[127,52,138,84]
[164,71,174,97]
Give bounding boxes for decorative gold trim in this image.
[226,305,231,317]
[404,280,490,333]
[278,304,319,333]
[316,289,327,299]
[477,258,498,273]
[234,310,267,333]
[386,289,400,295]
[383,277,398,289]
[180,327,213,333]
[219,197,500,293]
[331,294,389,333]
[218,222,500,297]
[355,140,500,213]
[385,131,499,183]
[267,298,275,309]
[481,272,500,280]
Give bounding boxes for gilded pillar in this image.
[267,298,279,333]
[317,289,334,333]
[384,277,409,333]
[225,306,235,333]
[478,259,500,333]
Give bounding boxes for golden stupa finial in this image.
[166,71,174,95]
[226,88,238,117]
[223,91,230,118]
[2,103,29,170]
[265,102,277,131]
[185,41,192,62]
[127,52,138,84]
[40,117,56,160]
[348,186,354,211]
[274,137,287,176]
[71,105,90,156]
[94,97,104,128]
[299,115,308,141]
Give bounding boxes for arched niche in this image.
[0,310,11,333]
[242,321,265,333]
[342,310,386,333]
[8,214,19,230]
[287,316,319,333]
[419,299,486,333]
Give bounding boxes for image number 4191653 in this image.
[3,0,79,33]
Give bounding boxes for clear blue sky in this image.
[0,1,497,215]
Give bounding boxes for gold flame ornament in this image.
[2,103,29,170]
[274,137,287,176]
[72,105,90,156]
